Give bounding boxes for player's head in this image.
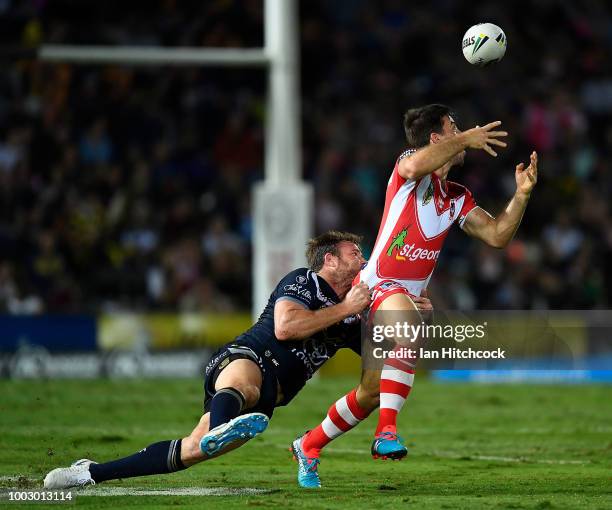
[306,231,364,281]
[403,104,465,166]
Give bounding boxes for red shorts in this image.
[369,280,416,314]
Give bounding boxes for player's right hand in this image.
[461,121,508,157]
[344,282,372,314]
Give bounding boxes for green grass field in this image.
[1,377,611,509]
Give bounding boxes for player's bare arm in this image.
[462,151,538,248]
[398,121,508,180]
[274,283,371,340]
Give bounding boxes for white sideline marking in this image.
[0,478,270,497]
[79,487,271,496]
[0,476,37,483]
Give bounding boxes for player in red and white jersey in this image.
[358,146,478,305]
[294,104,538,485]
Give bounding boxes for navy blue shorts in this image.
[203,343,279,419]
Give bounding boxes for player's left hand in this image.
[412,294,433,312]
[515,151,538,196]
[413,288,434,325]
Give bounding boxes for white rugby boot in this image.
[43,458,97,489]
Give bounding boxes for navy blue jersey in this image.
[235,268,361,405]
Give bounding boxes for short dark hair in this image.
[403,104,454,148]
[306,230,363,272]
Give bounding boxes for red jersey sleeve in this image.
[458,187,478,227]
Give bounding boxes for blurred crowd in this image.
[0,0,611,313]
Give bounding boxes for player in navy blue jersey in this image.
[44,231,394,490]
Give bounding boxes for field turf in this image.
[1,377,610,509]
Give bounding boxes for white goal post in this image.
[38,0,312,318]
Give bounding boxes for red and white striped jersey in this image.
[359,149,478,296]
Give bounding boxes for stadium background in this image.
[1,0,611,317]
[1,0,611,377]
[1,0,611,374]
[0,1,611,508]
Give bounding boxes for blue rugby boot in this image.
[371,426,408,460]
[290,434,321,488]
[199,412,268,457]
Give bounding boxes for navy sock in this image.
[209,387,245,429]
[89,439,186,483]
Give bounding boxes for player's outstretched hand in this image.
[462,121,508,157]
[515,151,538,195]
[344,282,372,315]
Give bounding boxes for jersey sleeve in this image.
[398,148,418,162]
[458,187,478,228]
[274,269,316,309]
[388,148,418,191]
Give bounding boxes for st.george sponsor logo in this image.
[394,242,440,262]
[386,227,439,263]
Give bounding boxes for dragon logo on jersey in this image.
[423,181,434,205]
[385,225,441,264]
[386,227,410,261]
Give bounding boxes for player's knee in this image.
[357,384,380,411]
[363,392,380,411]
[236,383,260,409]
[214,381,260,410]
[214,359,263,409]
